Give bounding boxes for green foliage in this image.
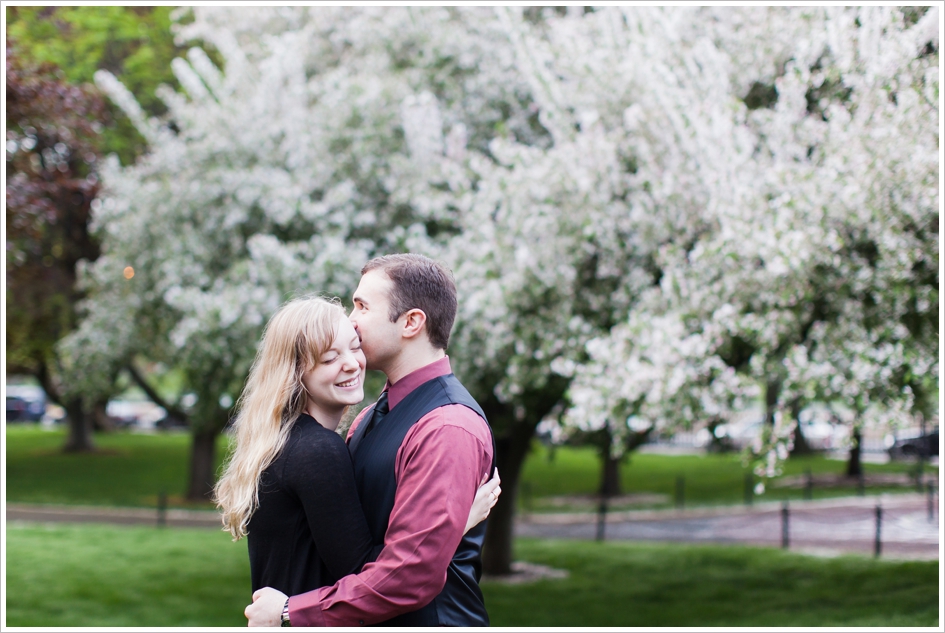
[5,43,105,393]
[4,524,938,627]
[5,5,188,424]
[6,5,187,164]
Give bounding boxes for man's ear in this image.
[400,308,427,340]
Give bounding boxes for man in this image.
[245,253,495,627]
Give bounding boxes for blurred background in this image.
[5,5,940,628]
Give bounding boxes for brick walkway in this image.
[8,492,940,560]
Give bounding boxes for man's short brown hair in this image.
[361,253,457,350]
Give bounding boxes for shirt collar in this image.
[385,356,452,410]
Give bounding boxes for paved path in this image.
[516,493,940,560]
[6,503,222,529]
[8,493,940,560]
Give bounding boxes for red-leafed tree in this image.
[5,41,110,451]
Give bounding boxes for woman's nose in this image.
[341,351,361,370]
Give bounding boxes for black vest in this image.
[348,373,493,627]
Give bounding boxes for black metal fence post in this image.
[914,414,926,491]
[781,501,789,550]
[596,495,608,542]
[928,482,937,523]
[874,504,882,558]
[157,490,167,528]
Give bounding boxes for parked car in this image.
[886,429,939,460]
[105,399,167,429]
[5,385,47,422]
[695,405,848,453]
[695,417,764,451]
[155,414,189,430]
[796,419,847,451]
[795,404,851,451]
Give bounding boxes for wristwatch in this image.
[281,598,291,627]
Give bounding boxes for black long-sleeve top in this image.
[246,413,379,595]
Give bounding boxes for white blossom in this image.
[61,7,937,485]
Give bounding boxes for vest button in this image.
[359,620,364,625]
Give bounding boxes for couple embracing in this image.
[214,253,501,627]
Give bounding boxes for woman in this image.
[214,295,500,595]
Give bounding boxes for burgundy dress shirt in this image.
[287,356,494,626]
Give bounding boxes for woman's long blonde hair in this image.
[214,295,345,540]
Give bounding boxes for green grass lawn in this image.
[5,523,250,627]
[5,523,938,627]
[5,425,233,508]
[5,424,925,511]
[520,442,926,511]
[484,539,940,627]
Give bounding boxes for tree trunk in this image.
[33,364,95,452]
[792,422,812,455]
[764,376,781,427]
[186,426,220,501]
[91,401,115,432]
[62,398,95,452]
[846,428,863,477]
[600,450,621,497]
[482,419,535,576]
[789,399,812,456]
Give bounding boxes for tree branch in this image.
[126,362,189,424]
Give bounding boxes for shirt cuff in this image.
[288,594,326,627]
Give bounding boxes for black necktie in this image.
[363,390,389,437]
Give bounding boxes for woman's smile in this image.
[335,375,360,389]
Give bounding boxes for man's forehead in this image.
[354,269,392,301]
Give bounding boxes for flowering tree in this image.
[560,6,939,483]
[60,6,538,501]
[63,6,938,577]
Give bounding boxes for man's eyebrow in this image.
[352,294,368,307]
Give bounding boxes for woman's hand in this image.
[245,587,288,627]
[464,468,501,535]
